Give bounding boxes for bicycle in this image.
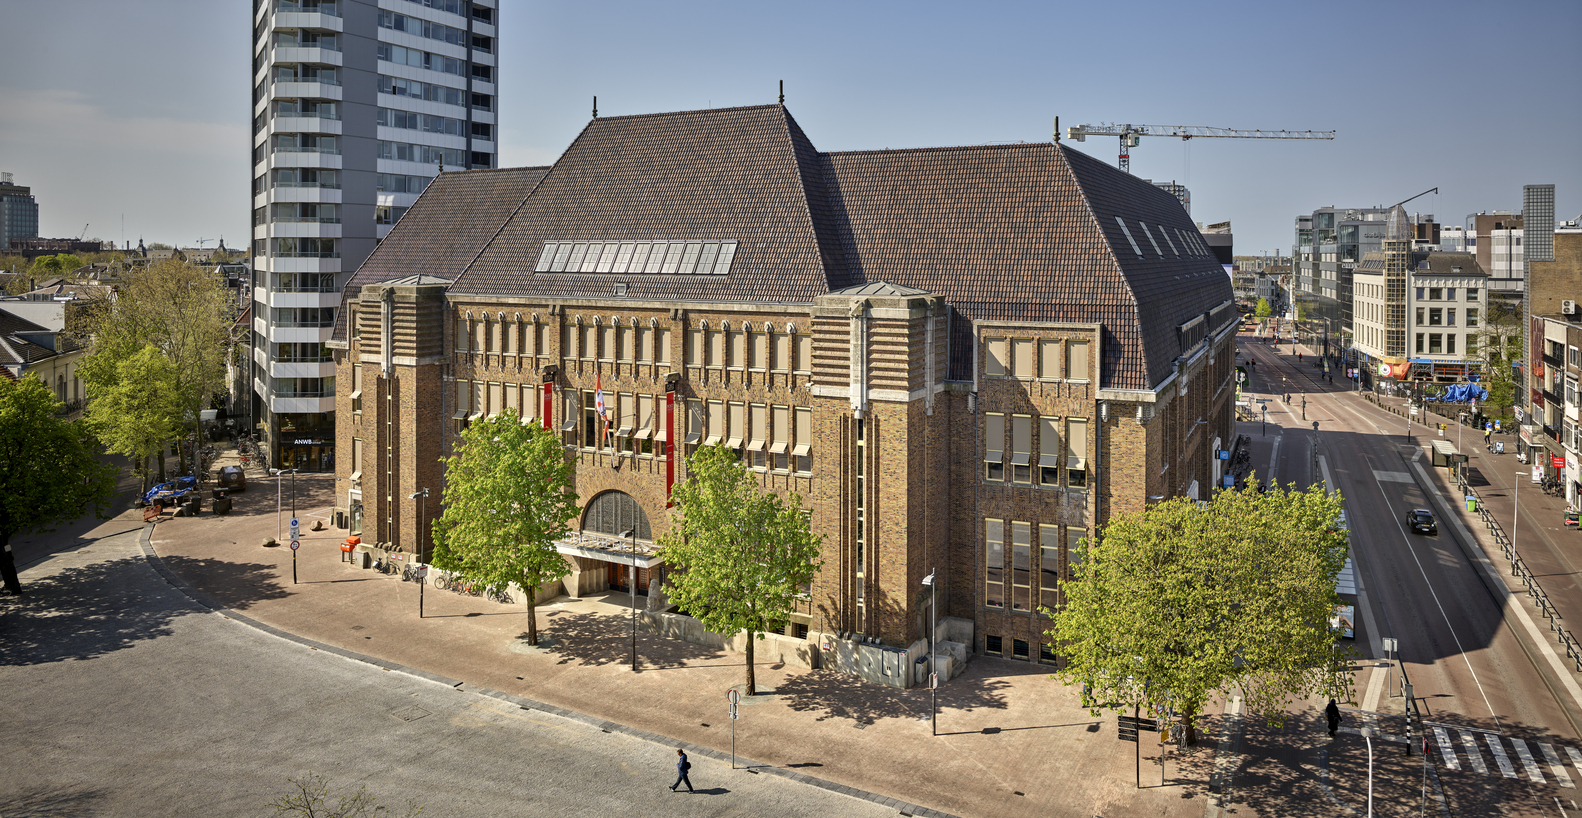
[432,573,453,591]
[402,563,423,583]
[487,585,513,605]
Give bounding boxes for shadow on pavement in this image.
[155,554,292,612]
[0,557,185,665]
[774,664,1016,726]
[538,611,730,669]
[6,783,109,817]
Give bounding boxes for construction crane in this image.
[194,237,213,249]
[77,224,89,240]
[1062,123,1336,174]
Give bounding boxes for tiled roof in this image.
[453,105,848,305]
[1418,252,1487,277]
[434,104,1231,390]
[330,166,550,343]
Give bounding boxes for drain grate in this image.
[350,625,365,631]
[853,721,867,730]
[391,706,431,722]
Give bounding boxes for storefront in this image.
[281,435,335,472]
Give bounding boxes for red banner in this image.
[1553,454,1566,469]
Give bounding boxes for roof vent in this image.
[1451,266,1461,273]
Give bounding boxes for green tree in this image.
[1046,481,1351,744]
[1255,297,1272,320]
[84,345,184,493]
[27,253,85,281]
[1477,300,1524,418]
[660,443,822,695]
[77,258,231,476]
[430,411,578,646]
[0,374,117,594]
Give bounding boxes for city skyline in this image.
[0,0,1578,256]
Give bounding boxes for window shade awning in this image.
[616,425,633,437]
[703,434,721,446]
[724,436,742,448]
[1038,454,1061,468]
[349,471,361,482]
[985,449,1004,464]
[791,443,810,457]
[1067,457,1087,470]
[452,410,469,420]
[747,438,765,451]
[1010,453,1031,466]
[559,419,577,431]
[634,428,652,440]
[347,389,362,400]
[769,441,788,454]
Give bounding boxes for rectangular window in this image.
[709,329,725,368]
[1415,333,1425,353]
[793,408,812,473]
[1013,639,1030,660]
[583,390,599,449]
[1039,642,1058,666]
[683,398,703,451]
[1466,334,1479,355]
[1039,339,1061,379]
[583,325,598,360]
[487,382,502,417]
[748,404,767,468]
[1039,524,1059,610]
[1067,527,1086,579]
[1447,309,1457,326]
[770,405,791,470]
[351,364,363,413]
[1012,521,1031,611]
[1067,341,1090,382]
[658,329,672,365]
[1429,334,1442,354]
[456,315,470,351]
[772,333,790,371]
[726,402,745,453]
[984,413,1005,482]
[1011,415,1032,483]
[795,333,812,374]
[1447,334,1456,355]
[704,400,724,446]
[1429,308,1442,326]
[619,393,635,452]
[620,326,635,361]
[453,381,470,422]
[1415,307,1425,325]
[1447,288,1456,300]
[601,326,616,361]
[661,243,685,274]
[730,330,746,369]
[1429,287,1443,300]
[750,332,768,370]
[1416,287,1424,300]
[986,338,1007,377]
[351,438,362,478]
[471,381,486,421]
[1066,419,1088,488]
[1039,416,1061,486]
[687,329,703,366]
[1011,338,1034,379]
[985,519,1005,608]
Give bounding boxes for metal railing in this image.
[1455,470,1582,672]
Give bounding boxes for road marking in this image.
[1487,734,1519,778]
[1512,738,1546,782]
[1362,662,1389,713]
[1433,727,1460,771]
[1371,471,1415,483]
[1539,742,1574,788]
[1461,731,1489,775]
[1565,746,1582,781]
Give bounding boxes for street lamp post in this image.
[619,527,638,671]
[408,488,429,618]
[270,468,299,582]
[922,569,938,736]
[1362,725,1375,817]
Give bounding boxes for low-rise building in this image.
[331,104,1236,680]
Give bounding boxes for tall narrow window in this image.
[618,393,635,453]
[984,413,1005,482]
[620,325,636,361]
[687,329,703,366]
[601,325,616,361]
[684,398,703,454]
[750,331,768,370]
[1039,339,1061,379]
[985,519,1005,609]
[471,382,486,421]
[1039,417,1061,486]
[636,326,650,363]
[748,404,767,469]
[729,330,746,369]
[986,338,1007,377]
[772,332,790,371]
[453,381,470,428]
[794,332,812,374]
[457,315,470,351]
[1039,524,1060,609]
[582,325,597,360]
[1067,418,1088,488]
[1012,521,1031,611]
[709,328,725,368]
[487,382,502,417]
[583,390,599,449]
[657,328,672,365]
[793,407,812,473]
[1067,341,1090,382]
[1067,527,1087,579]
[1012,338,1034,379]
[726,402,745,457]
[704,400,724,446]
[771,405,791,470]
[504,383,519,416]
[635,394,654,455]
[1011,415,1032,483]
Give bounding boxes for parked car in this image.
[138,476,199,507]
[217,466,246,492]
[1405,508,1437,535]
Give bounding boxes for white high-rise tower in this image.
[249,0,498,469]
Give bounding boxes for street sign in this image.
[290,518,299,529]
[290,540,300,551]
[729,704,739,720]
[930,673,939,690]
[1382,637,1397,654]
[1116,715,1157,742]
[727,689,741,706]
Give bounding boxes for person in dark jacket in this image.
[1325,699,1342,737]
[670,748,694,792]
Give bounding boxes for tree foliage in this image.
[1477,300,1524,417]
[77,258,231,474]
[430,412,579,646]
[27,253,84,280]
[84,345,184,492]
[660,443,822,695]
[0,374,117,594]
[1255,297,1272,320]
[1046,480,1352,743]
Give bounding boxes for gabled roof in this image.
[1418,252,1487,278]
[826,281,933,298]
[424,105,1231,390]
[372,274,453,287]
[329,166,550,344]
[454,105,850,304]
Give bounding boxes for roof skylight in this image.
[1114,217,1143,257]
[534,241,739,275]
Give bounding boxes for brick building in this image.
[329,104,1236,675]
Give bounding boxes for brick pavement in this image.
[123,440,1481,817]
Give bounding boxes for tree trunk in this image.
[745,631,756,696]
[0,530,20,594]
[525,585,539,646]
[157,445,167,483]
[1183,704,1200,746]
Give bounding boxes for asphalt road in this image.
[1238,333,1582,815]
[0,524,898,817]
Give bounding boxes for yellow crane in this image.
[1063,123,1336,174]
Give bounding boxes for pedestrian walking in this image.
[670,748,694,792]
[1325,698,1342,738]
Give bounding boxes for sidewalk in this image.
[144,455,1209,818]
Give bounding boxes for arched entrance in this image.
[581,491,654,595]
[581,490,651,541]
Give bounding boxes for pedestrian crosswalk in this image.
[1349,722,1578,787]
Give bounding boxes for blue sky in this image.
[1,0,1577,256]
